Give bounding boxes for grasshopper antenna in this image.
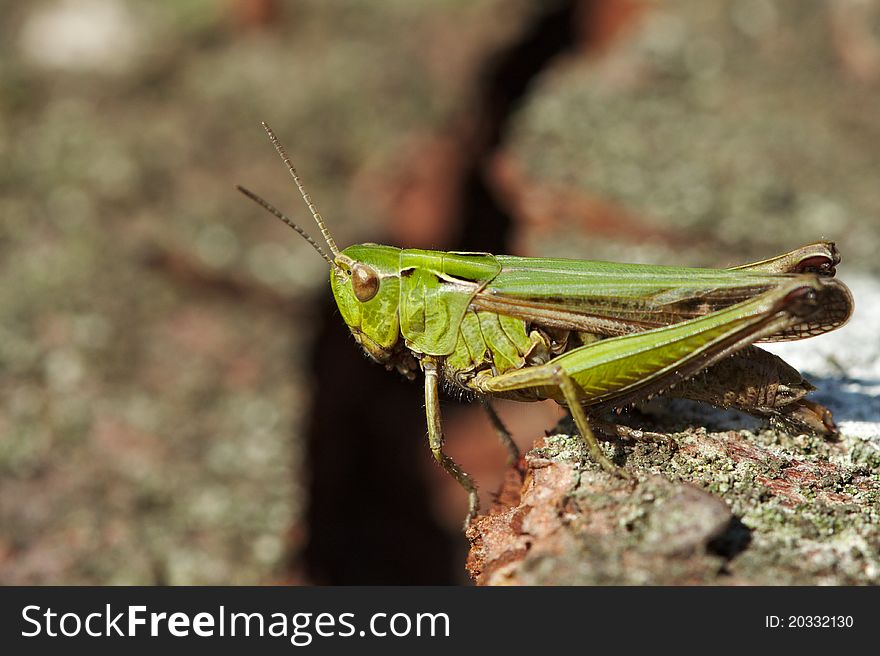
[260,121,340,258]
[236,185,335,266]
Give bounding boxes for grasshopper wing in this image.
[473,253,852,342]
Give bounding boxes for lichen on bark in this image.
[466,407,879,585]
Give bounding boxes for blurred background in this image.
[1,0,879,584]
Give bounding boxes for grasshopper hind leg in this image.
[591,416,678,450]
[558,370,633,479]
[473,364,631,478]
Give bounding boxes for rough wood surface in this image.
[466,411,879,585]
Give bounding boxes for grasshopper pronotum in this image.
[238,123,853,525]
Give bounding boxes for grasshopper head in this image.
[330,244,402,363]
[238,123,404,364]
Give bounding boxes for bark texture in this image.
[467,411,879,585]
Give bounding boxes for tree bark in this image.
[466,412,880,585]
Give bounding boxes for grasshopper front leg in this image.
[423,357,480,525]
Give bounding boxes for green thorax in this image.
[398,249,500,355]
[445,309,535,375]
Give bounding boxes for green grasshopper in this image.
[238,123,853,524]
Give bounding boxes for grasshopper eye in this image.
[352,263,379,302]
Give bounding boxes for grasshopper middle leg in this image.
[480,399,520,465]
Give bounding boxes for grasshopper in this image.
[238,123,853,524]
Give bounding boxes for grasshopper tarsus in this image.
[592,418,676,449]
[463,496,480,531]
